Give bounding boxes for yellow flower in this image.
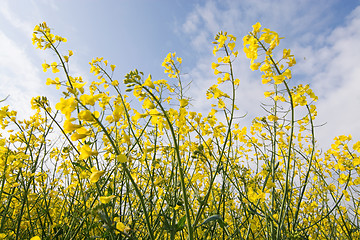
[260,63,271,72]
[111,80,119,86]
[70,132,88,141]
[117,153,128,163]
[116,221,126,232]
[217,34,227,47]
[273,75,285,84]
[78,110,94,121]
[283,48,292,59]
[71,81,86,94]
[211,62,219,69]
[100,195,116,204]
[227,78,237,85]
[115,220,131,233]
[353,141,360,152]
[46,77,61,89]
[354,157,360,166]
[51,62,60,73]
[261,75,271,84]
[142,98,155,109]
[77,127,91,135]
[79,144,98,160]
[63,118,82,133]
[143,74,155,89]
[327,183,336,192]
[176,57,182,64]
[214,69,221,75]
[252,22,261,34]
[218,99,225,109]
[274,95,286,102]
[342,190,350,201]
[222,56,230,63]
[179,99,189,108]
[30,237,41,240]
[42,61,50,72]
[80,94,100,106]
[78,110,99,122]
[248,188,259,202]
[55,97,77,119]
[113,105,123,122]
[250,62,261,71]
[89,167,105,183]
[283,69,292,79]
[268,115,279,122]
[208,108,217,116]
[353,177,360,185]
[228,42,236,51]
[213,46,218,56]
[339,173,348,185]
[264,91,274,98]
[123,133,131,145]
[110,64,116,71]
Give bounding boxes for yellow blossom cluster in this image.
[0,22,359,240]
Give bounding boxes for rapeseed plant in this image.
[0,22,359,239]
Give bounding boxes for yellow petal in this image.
[264,91,274,98]
[63,119,82,133]
[90,169,105,183]
[117,154,128,163]
[143,74,155,89]
[100,195,116,204]
[142,98,155,109]
[70,132,88,141]
[267,115,279,122]
[79,145,98,160]
[116,222,126,232]
[179,99,188,108]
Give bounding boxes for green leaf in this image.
[197,214,230,235]
[199,214,222,227]
[0,95,9,103]
[176,215,186,231]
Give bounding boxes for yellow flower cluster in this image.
[32,22,67,50]
[0,21,359,240]
[243,22,295,86]
[162,52,182,78]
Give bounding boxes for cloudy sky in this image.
[1,0,360,150]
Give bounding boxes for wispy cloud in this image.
[179,0,360,149]
[0,1,91,120]
[0,1,34,35]
[295,6,360,148]
[0,29,44,118]
[1,0,359,150]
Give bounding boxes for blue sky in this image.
[1,0,360,149]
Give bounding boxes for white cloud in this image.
[180,0,360,151]
[0,8,39,119]
[183,11,200,34]
[0,0,359,151]
[0,0,92,121]
[0,30,45,118]
[296,6,360,148]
